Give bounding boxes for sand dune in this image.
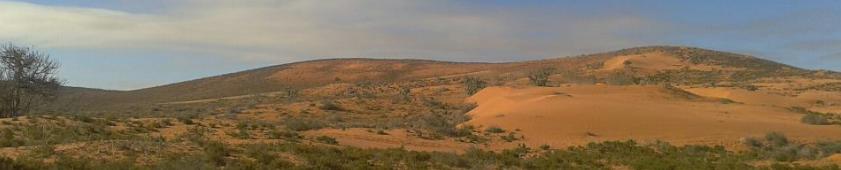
[464,85,841,148]
[601,52,683,72]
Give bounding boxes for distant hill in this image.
[43,46,832,112]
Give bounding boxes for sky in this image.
[0,0,839,90]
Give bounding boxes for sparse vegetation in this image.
[464,77,487,95]
[528,68,554,87]
[741,132,841,162]
[319,100,344,111]
[284,87,300,101]
[790,107,839,125]
[283,117,325,131]
[315,136,339,144]
[605,71,638,85]
[398,86,412,103]
[802,113,830,125]
[4,134,838,169]
[485,126,506,133]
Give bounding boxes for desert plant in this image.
[528,68,554,87]
[501,133,519,142]
[268,129,302,142]
[485,126,506,134]
[176,116,195,125]
[464,77,487,95]
[283,118,325,131]
[319,100,344,111]
[285,87,300,101]
[202,141,230,166]
[315,136,338,145]
[765,132,790,147]
[605,72,637,85]
[398,86,412,102]
[802,114,830,125]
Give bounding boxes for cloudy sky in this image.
[0,0,839,90]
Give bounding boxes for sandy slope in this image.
[601,52,683,72]
[464,85,841,149]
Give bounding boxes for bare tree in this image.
[0,44,62,117]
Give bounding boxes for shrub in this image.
[501,133,519,142]
[234,126,250,139]
[398,87,412,102]
[319,100,344,111]
[202,141,230,166]
[268,129,302,142]
[283,118,325,131]
[177,117,195,125]
[605,72,638,85]
[485,126,506,134]
[464,77,487,95]
[285,87,300,101]
[0,128,22,147]
[161,119,174,126]
[0,157,33,170]
[408,110,472,138]
[528,68,554,87]
[802,114,830,125]
[765,132,789,147]
[315,136,338,145]
[742,137,763,149]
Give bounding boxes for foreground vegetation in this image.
[0,115,840,169]
[2,138,840,169]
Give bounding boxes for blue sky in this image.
[0,0,839,90]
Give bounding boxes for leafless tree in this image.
[0,44,62,117]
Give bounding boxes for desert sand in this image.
[464,85,841,149]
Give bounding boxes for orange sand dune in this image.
[601,52,683,72]
[465,85,841,148]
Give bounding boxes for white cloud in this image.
[0,0,663,62]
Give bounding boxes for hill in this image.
[41,46,836,113]
[12,45,841,168]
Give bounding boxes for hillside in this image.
[13,45,841,168]
[43,46,828,113]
